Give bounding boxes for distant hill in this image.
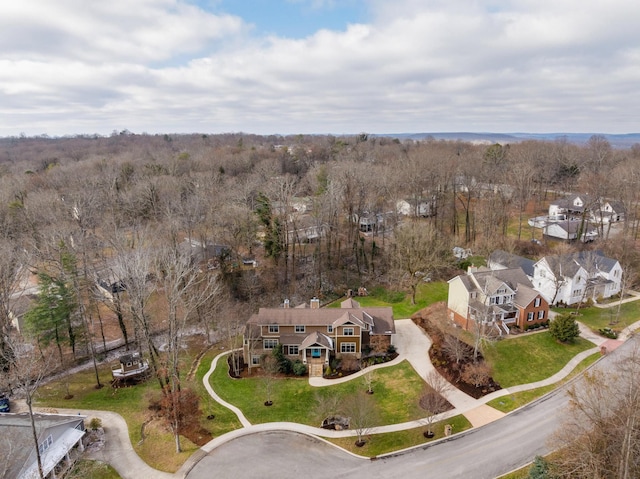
[378,132,640,148]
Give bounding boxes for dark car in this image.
[0,393,9,413]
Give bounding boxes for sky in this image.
[1,0,639,136]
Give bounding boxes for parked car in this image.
[0,393,9,413]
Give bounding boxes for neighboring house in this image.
[243,298,395,377]
[1,413,86,479]
[543,220,598,242]
[595,200,626,224]
[179,238,232,270]
[447,267,549,334]
[286,215,328,244]
[488,250,535,279]
[549,194,625,225]
[548,194,592,218]
[533,250,622,306]
[396,197,435,217]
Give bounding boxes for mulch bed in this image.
[412,303,501,399]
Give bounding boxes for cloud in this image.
[1,0,639,135]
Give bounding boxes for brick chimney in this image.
[310,297,320,309]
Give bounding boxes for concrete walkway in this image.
[48,311,640,479]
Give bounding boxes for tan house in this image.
[447,267,549,334]
[243,298,395,376]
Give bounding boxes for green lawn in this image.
[36,348,240,473]
[68,460,121,479]
[210,358,426,426]
[487,351,601,413]
[483,331,594,388]
[558,301,640,333]
[327,414,472,457]
[328,281,448,318]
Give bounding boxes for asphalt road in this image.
[187,335,636,479]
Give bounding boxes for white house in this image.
[532,250,622,305]
[396,198,435,217]
[543,220,598,242]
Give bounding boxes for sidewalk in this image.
[48,313,640,479]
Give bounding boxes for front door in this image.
[311,348,321,358]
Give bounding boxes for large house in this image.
[549,194,625,225]
[243,298,395,376]
[1,413,86,479]
[447,267,549,334]
[532,250,622,306]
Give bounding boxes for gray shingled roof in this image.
[489,250,535,277]
[472,268,533,292]
[0,413,85,479]
[513,283,541,308]
[541,250,618,278]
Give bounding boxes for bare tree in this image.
[360,361,375,394]
[344,390,378,447]
[419,371,451,437]
[391,221,450,305]
[2,336,52,479]
[442,331,472,365]
[552,347,640,478]
[156,245,221,453]
[261,353,279,406]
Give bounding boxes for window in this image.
[295,325,305,333]
[573,289,582,297]
[527,312,534,321]
[341,342,356,353]
[268,325,279,333]
[490,297,496,305]
[287,345,299,355]
[538,310,545,320]
[343,327,354,336]
[39,435,53,454]
[534,297,541,307]
[252,355,260,365]
[327,325,334,333]
[263,339,278,349]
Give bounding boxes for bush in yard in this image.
[460,362,492,388]
[272,344,292,374]
[599,327,618,339]
[292,360,307,376]
[527,455,553,478]
[549,314,580,343]
[88,417,102,430]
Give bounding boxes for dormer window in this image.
[295,325,305,333]
[268,325,279,333]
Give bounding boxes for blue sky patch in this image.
[197,0,367,38]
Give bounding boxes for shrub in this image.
[272,344,292,374]
[88,417,102,430]
[292,360,307,376]
[549,314,580,343]
[387,344,397,355]
[599,327,618,339]
[461,362,492,388]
